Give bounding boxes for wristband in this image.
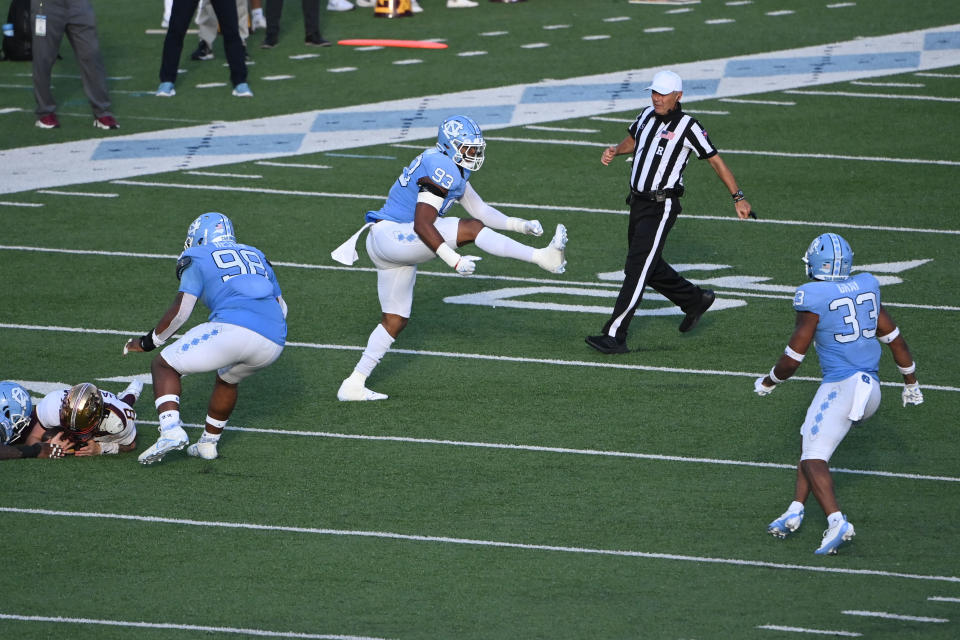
[17,443,42,458]
[768,366,784,384]
[897,361,916,375]
[435,244,461,269]
[139,330,167,352]
[732,189,745,202]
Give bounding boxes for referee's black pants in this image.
[601,197,703,342]
[160,0,247,87]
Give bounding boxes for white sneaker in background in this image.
[447,0,479,7]
[410,0,424,11]
[327,0,355,11]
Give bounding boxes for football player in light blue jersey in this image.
[332,115,569,402]
[125,213,288,464]
[754,233,923,555]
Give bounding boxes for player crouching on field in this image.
[125,213,288,465]
[755,233,923,555]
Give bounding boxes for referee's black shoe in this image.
[586,334,629,354]
[679,289,716,333]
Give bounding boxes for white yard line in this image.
[107,180,960,234]
[2,507,958,583]
[0,614,391,640]
[757,625,861,637]
[34,190,118,198]
[0,244,957,311]
[841,610,949,623]
[2,322,959,395]
[116,418,960,484]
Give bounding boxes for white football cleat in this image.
[767,507,804,539]
[120,379,144,404]
[532,224,568,274]
[138,425,189,465]
[187,441,219,460]
[337,376,388,402]
[815,517,855,555]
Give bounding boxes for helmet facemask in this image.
[437,115,486,171]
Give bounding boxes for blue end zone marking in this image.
[521,79,721,103]
[311,106,515,132]
[925,31,960,50]
[725,52,921,77]
[91,134,305,160]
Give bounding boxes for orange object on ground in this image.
[337,39,448,49]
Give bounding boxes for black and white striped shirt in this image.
[627,104,717,193]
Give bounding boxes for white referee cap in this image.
[645,70,682,94]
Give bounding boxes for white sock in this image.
[789,501,805,514]
[356,324,395,377]
[474,227,535,263]
[251,7,264,19]
[199,430,221,444]
[158,410,181,431]
[827,511,844,527]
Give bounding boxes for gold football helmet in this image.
[59,383,105,440]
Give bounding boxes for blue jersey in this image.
[178,241,286,346]
[793,272,882,382]
[365,148,469,223]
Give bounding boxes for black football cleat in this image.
[585,334,629,354]
[679,289,716,333]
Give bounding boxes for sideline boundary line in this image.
[2,507,958,584]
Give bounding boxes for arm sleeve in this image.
[155,293,198,343]
[459,182,510,229]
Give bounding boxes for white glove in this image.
[754,376,776,396]
[454,255,482,276]
[506,217,544,237]
[902,382,924,407]
[523,219,544,236]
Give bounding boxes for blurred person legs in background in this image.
[192,0,250,61]
[31,0,118,130]
[261,0,329,48]
[158,0,251,97]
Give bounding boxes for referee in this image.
[586,70,753,355]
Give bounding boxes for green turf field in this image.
[1,1,959,639]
